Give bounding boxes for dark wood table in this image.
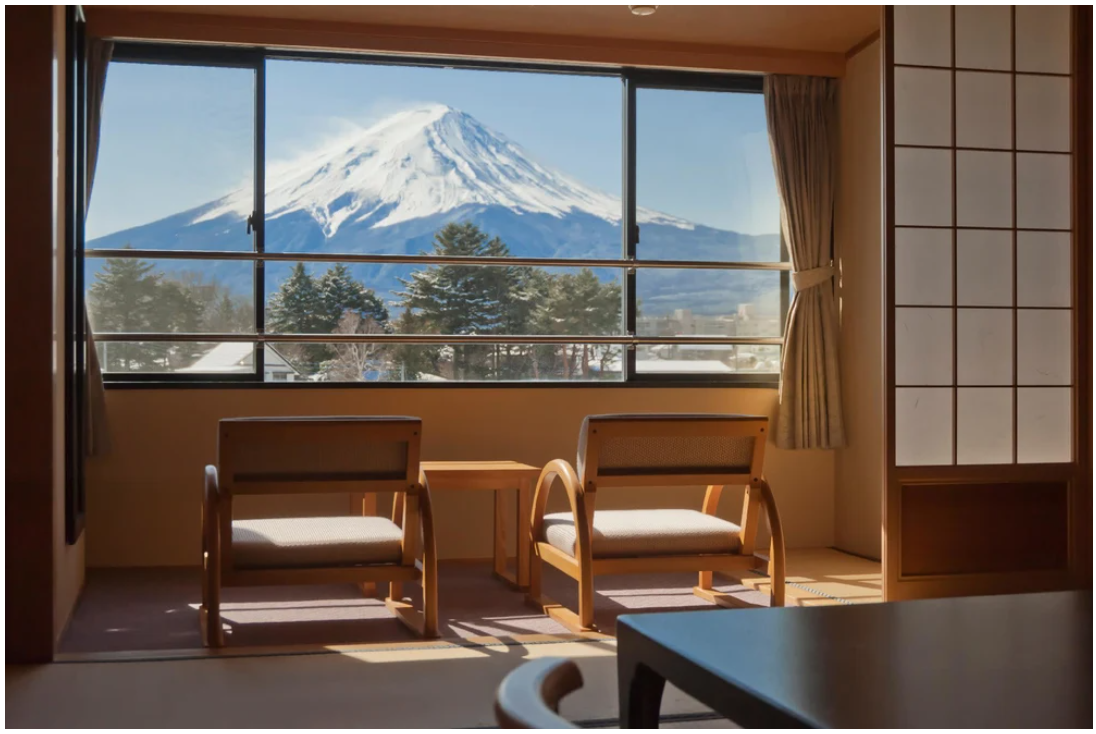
[617,591,1092,728]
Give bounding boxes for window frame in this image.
[65,5,88,543]
[88,42,789,389]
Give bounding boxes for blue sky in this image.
[87,59,779,240]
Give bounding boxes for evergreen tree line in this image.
[388,222,623,381]
[87,222,623,380]
[87,252,251,372]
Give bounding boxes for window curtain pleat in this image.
[84,38,113,457]
[764,75,846,449]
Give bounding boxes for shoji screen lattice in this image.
[892,5,1073,466]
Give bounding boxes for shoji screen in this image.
[883,5,1091,599]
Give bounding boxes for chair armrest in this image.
[495,657,582,729]
[415,472,438,570]
[416,472,439,636]
[530,460,591,561]
[752,477,786,607]
[202,465,220,579]
[204,465,219,500]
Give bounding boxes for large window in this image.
[86,46,788,385]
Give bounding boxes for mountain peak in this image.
[193,104,690,237]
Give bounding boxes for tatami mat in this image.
[12,550,880,728]
[59,563,768,654]
[741,548,883,606]
[10,636,726,729]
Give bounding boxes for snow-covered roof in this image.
[602,358,738,374]
[636,359,736,374]
[179,343,298,374]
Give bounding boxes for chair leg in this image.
[577,569,595,630]
[693,567,755,609]
[528,549,542,600]
[202,563,224,647]
[422,567,438,638]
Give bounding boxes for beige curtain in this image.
[84,38,113,457]
[764,75,846,449]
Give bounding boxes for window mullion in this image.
[623,73,637,382]
[253,54,266,382]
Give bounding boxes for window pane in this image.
[271,342,625,383]
[636,269,783,338]
[94,341,253,375]
[85,257,254,335]
[636,88,781,261]
[636,344,781,375]
[86,62,255,252]
[264,60,621,257]
[264,260,623,336]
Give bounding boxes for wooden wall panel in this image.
[5,5,58,663]
[900,481,1069,576]
[85,7,848,77]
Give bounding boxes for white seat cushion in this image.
[541,509,742,559]
[232,516,404,569]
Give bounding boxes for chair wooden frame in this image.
[527,415,786,633]
[200,417,438,647]
[495,657,583,729]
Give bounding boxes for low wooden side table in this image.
[420,460,542,589]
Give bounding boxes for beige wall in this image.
[833,38,884,559]
[86,387,835,567]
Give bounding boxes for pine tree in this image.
[88,256,161,371]
[531,268,622,379]
[266,263,326,373]
[87,252,214,372]
[317,263,389,331]
[155,279,205,367]
[387,310,437,381]
[205,292,252,334]
[395,222,520,380]
[172,270,252,334]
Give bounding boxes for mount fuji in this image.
[88,104,781,314]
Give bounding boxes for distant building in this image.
[178,343,302,381]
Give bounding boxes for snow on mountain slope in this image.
[194,104,692,236]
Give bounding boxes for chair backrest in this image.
[494,658,582,729]
[217,416,422,496]
[577,413,767,489]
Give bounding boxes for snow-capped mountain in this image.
[88,105,781,314]
[200,104,691,236]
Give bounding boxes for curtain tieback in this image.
[792,264,834,291]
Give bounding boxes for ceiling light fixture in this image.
[628,5,658,16]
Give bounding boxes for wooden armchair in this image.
[200,416,437,647]
[528,414,786,633]
[495,657,583,729]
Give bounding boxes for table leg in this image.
[517,478,532,588]
[618,654,666,728]
[493,488,509,579]
[356,493,378,597]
